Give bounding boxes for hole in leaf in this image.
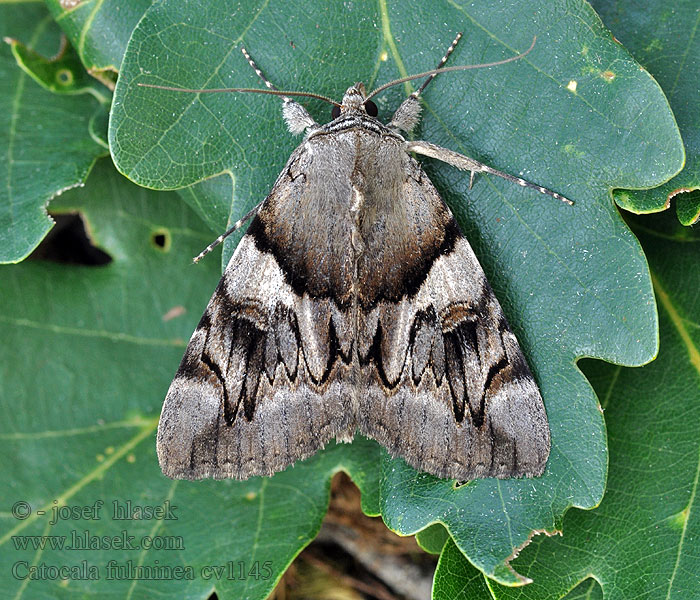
[30,213,111,266]
[151,229,171,251]
[56,68,73,86]
[452,479,472,489]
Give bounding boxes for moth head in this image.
[331,83,378,119]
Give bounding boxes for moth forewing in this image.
[156,34,568,481]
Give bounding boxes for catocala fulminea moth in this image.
[145,34,572,481]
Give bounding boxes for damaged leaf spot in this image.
[567,80,578,93]
[670,506,689,529]
[56,68,73,86]
[151,228,171,252]
[452,479,473,489]
[564,144,585,159]
[645,38,663,53]
[162,306,186,322]
[602,70,615,82]
[29,212,111,266]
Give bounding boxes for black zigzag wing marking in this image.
[356,150,550,479]
[156,225,356,481]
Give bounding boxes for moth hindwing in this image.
[156,34,567,481]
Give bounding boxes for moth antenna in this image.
[240,46,321,134]
[387,33,463,133]
[367,36,536,101]
[193,202,262,263]
[412,32,463,99]
[136,83,340,107]
[240,46,280,93]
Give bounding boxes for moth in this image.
[148,34,571,481]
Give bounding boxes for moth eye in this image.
[331,105,341,119]
[364,100,378,117]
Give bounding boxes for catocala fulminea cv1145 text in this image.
[145,34,572,481]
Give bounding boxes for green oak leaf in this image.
[0,2,108,264]
[45,0,230,253]
[8,34,103,98]
[2,0,219,266]
[434,539,495,597]
[416,523,450,555]
[0,158,382,599]
[108,0,682,586]
[590,0,700,225]
[45,0,154,76]
[433,540,604,599]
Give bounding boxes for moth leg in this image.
[241,47,318,135]
[389,32,463,133]
[405,140,573,205]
